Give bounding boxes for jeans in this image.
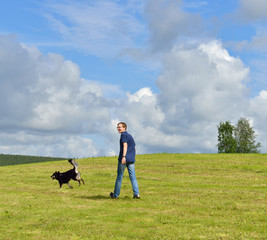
[114,162,139,197]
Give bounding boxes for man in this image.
[110,122,140,199]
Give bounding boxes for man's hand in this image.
[122,157,126,164]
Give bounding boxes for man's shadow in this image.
[79,195,110,200]
[78,195,132,200]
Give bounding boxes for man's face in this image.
[117,124,126,133]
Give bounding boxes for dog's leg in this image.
[77,179,84,186]
[76,171,82,181]
[67,182,73,189]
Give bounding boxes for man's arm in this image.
[122,142,127,164]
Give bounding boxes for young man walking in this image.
[110,122,140,199]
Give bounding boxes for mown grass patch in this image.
[0,154,266,239]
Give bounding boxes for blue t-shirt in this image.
[118,131,136,163]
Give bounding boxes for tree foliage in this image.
[234,118,261,153]
[217,121,237,153]
[217,118,261,153]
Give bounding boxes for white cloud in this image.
[0,132,99,158]
[249,33,267,52]
[36,0,205,68]
[1,33,267,157]
[41,0,146,58]
[183,1,208,9]
[248,90,267,150]
[227,32,267,53]
[118,41,259,154]
[0,34,115,157]
[144,0,203,52]
[119,87,168,153]
[238,0,267,21]
[229,1,267,56]
[158,41,249,123]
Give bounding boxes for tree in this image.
[217,118,262,153]
[234,118,261,153]
[217,121,237,153]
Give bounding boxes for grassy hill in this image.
[0,153,266,239]
[0,154,66,166]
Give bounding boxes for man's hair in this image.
[117,122,127,130]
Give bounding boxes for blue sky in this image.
[0,0,157,93]
[0,0,267,157]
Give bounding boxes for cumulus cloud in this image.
[158,41,249,123]
[248,90,267,150]
[118,41,267,153]
[118,87,173,153]
[3,41,109,132]
[0,34,116,157]
[1,34,267,156]
[0,132,99,158]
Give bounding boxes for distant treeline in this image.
[0,154,66,166]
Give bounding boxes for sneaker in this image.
[133,194,140,199]
[110,192,118,199]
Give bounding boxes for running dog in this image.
[51,159,85,188]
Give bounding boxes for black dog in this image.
[51,159,85,188]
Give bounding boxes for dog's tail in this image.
[68,159,79,172]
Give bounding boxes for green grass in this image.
[0,154,266,239]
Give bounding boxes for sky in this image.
[0,0,267,158]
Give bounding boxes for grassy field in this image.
[0,153,266,239]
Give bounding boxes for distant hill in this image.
[0,154,66,166]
